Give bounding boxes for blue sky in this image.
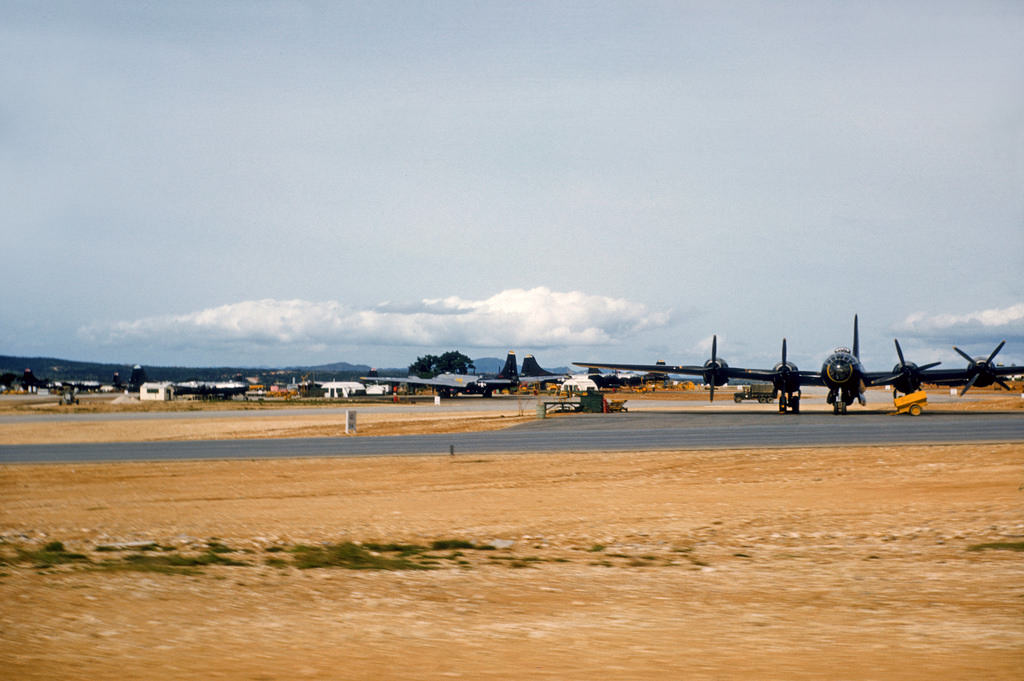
[2,1,1022,371]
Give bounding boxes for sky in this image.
[2,1,1022,372]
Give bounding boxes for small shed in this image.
[140,382,175,401]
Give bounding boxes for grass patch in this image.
[94,551,249,574]
[291,542,432,570]
[363,542,427,556]
[15,542,90,568]
[587,544,606,553]
[430,539,493,551]
[206,540,236,554]
[488,555,545,568]
[966,541,1024,552]
[95,543,164,552]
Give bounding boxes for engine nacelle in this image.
[703,358,729,386]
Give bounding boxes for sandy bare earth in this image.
[0,410,534,444]
[2,427,1022,680]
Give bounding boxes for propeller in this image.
[777,338,793,380]
[873,339,941,391]
[699,335,729,402]
[709,335,718,402]
[954,340,1011,396]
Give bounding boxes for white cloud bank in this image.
[79,288,670,356]
[895,303,1024,345]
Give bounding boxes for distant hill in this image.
[0,355,405,385]
[291,361,372,373]
[0,354,569,385]
[470,357,504,374]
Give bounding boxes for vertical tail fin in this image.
[521,354,554,377]
[497,351,518,381]
[853,314,860,359]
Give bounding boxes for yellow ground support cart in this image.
[893,390,927,416]
[606,399,628,413]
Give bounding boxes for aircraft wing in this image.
[518,374,566,386]
[725,368,826,387]
[360,375,445,386]
[478,377,515,387]
[574,362,825,386]
[361,375,514,388]
[861,369,962,386]
[913,365,1024,385]
[573,362,692,374]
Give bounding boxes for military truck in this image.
[733,382,775,403]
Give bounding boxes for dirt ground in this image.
[1,393,1022,679]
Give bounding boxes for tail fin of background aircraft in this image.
[521,354,554,377]
[497,351,519,381]
[853,314,860,359]
[128,365,148,392]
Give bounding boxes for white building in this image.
[321,381,366,398]
[560,376,598,393]
[139,382,175,401]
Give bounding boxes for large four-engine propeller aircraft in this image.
[576,316,1023,415]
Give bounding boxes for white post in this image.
[345,410,356,434]
[434,395,441,406]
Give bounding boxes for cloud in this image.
[79,287,670,354]
[894,303,1024,346]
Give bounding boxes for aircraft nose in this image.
[828,359,853,383]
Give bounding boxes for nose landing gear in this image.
[827,390,849,415]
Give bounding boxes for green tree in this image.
[409,354,437,378]
[408,351,475,378]
[436,350,474,375]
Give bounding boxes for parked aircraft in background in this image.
[171,380,249,399]
[516,356,647,390]
[128,365,148,392]
[363,351,519,398]
[517,355,563,386]
[15,369,107,393]
[19,368,49,391]
[576,316,1024,415]
[515,355,570,385]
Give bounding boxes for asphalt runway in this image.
[1,411,1021,463]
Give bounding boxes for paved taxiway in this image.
[1,411,1021,463]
